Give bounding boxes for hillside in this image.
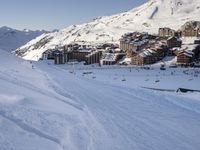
[15,0,200,61]
[0,26,46,51]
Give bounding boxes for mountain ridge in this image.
[0,26,48,52]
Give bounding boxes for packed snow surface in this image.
[1,50,200,150]
[15,0,200,60]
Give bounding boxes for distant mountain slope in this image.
[0,26,47,51]
[15,0,200,61]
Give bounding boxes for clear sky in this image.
[0,0,147,30]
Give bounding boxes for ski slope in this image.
[1,50,200,150]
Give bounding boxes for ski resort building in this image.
[85,50,103,65]
[120,32,168,65]
[181,28,200,37]
[132,49,159,65]
[65,50,91,62]
[54,51,65,65]
[158,21,200,39]
[64,44,93,62]
[158,28,179,37]
[176,44,200,65]
[42,49,63,60]
[42,50,52,60]
[100,53,125,66]
[167,36,182,48]
[181,21,200,37]
[177,51,194,65]
[120,32,155,57]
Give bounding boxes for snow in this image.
[15,0,200,61]
[181,37,199,44]
[0,94,24,104]
[1,49,200,150]
[101,53,118,61]
[139,49,157,57]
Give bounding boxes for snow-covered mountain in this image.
[15,0,200,60]
[0,26,47,51]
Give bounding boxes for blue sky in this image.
[0,0,147,30]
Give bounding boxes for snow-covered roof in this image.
[86,50,103,57]
[181,44,199,52]
[170,47,181,51]
[178,49,194,57]
[183,52,193,57]
[181,21,200,31]
[181,37,199,44]
[77,48,92,53]
[167,36,182,42]
[114,48,121,52]
[101,53,118,62]
[139,49,156,58]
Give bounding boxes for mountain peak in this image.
[0,26,14,31]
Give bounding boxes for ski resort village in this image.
[16,21,200,67]
[1,0,200,150]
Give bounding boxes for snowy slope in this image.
[0,26,47,51]
[0,50,109,150]
[1,49,200,150]
[15,0,200,61]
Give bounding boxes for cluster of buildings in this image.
[42,43,125,66]
[41,21,200,67]
[120,21,200,66]
[120,32,169,65]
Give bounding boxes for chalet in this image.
[154,41,168,57]
[132,49,159,65]
[167,36,182,48]
[182,29,199,37]
[176,43,200,65]
[181,21,200,37]
[159,28,177,37]
[153,47,166,58]
[177,51,194,66]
